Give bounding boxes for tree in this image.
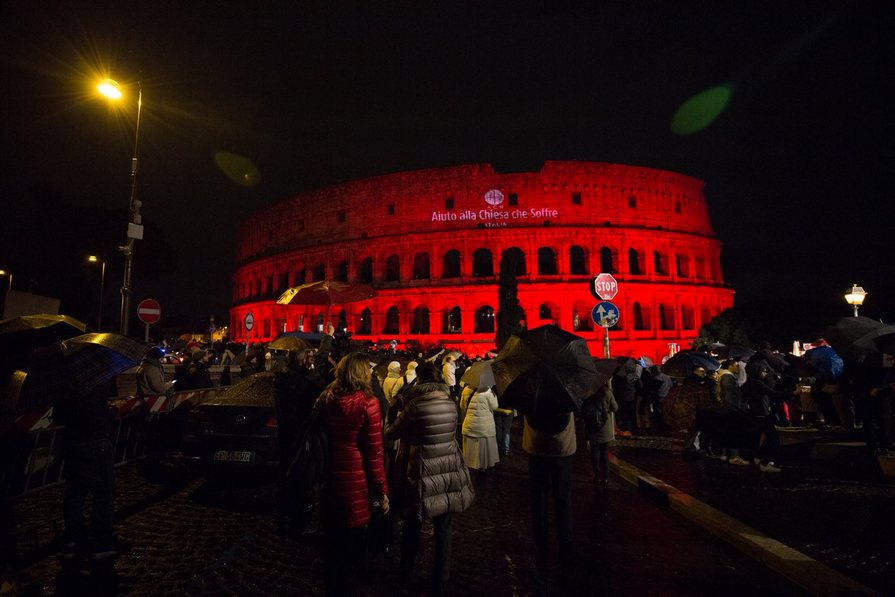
[496,250,524,348]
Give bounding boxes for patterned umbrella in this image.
[0,314,87,371]
[22,333,147,408]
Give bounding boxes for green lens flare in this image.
[671,84,734,135]
[214,151,261,187]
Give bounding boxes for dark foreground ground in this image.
[10,422,890,596]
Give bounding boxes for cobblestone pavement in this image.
[11,425,803,596]
[611,432,895,596]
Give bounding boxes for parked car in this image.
[181,372,278,477]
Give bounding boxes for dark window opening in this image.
[508,193,518,206]
[572,192,581,205]
[445,197,454,209]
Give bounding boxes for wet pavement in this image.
[9,422,887,596]
[612,428,894,596]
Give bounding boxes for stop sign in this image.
[137,298,161,325]
[590,273,618,300]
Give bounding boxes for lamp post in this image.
[0,269,10,318]
[98,78,144,336]
[88,256,106,331]
[844,283,867,317]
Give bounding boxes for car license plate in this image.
[214,450,253,462]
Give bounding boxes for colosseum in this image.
[230,161,734,362]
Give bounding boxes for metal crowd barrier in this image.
[1,388,217,499]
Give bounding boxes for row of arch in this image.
[235,244,714,302]
[259,298,711,340]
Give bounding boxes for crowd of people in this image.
[6,324,893,595]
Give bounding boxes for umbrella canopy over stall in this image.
[819,316,895,365]
[660,351,721,379]
[20,333,147,410]
[460,360,496,390]
[267,335,311,352]
[276,280,376,322]
[492,325,606,425]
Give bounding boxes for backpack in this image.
[283,394,330,537]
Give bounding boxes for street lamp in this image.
[97,78,144,336]
[844,283,867,317]
[88,256,106,331]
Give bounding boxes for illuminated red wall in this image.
[230,161,733,363]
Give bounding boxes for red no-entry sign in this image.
[137,298,161,325]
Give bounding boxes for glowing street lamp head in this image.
[97,79,123,100]
[88,255,99,263]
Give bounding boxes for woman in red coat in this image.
[319,352,389,595]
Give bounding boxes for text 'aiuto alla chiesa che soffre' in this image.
[230,161,734,362]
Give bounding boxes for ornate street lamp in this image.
[844,283,867,317]
[97,78,144,336]
[88,255,106,331]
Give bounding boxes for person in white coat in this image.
[461,385,500,470]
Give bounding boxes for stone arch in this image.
[358,257,373,283]
[383,306,400,334]
[475,305,495,333]
[385,254,400,282]
[599,247,614,273]
[411,305,430,334]
[537,246,558,275]
[569,245,587,275]
[442,249,461,279]
[501,247,526,276]
[359,307,372,335]
[443,306,462,333]
[472,248,493,277]
[413,252,430,280]
[628,248,642,275]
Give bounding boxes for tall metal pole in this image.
[97,260,106,331]
[119,84,142,336]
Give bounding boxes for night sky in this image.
[1,1,893,343]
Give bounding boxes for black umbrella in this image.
[660,351,721,379]
[22,333,147,409]
[713,344,755,361]
[820,316,895,364]
[873,333,895,357]
[593,358,621,376]
[821,315,895,363]
[492,325,606,420]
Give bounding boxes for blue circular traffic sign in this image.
[592,301,620,328]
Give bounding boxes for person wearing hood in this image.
[185,349,213,390]
[381,361,405,404]
[460,383,500,473]
[136,347,173,400]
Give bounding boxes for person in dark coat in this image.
[52,375,120,568]
[581,383,618,483]
[384,362,474,596]
[611,359,641,435]
[274,349,326,533]
[186,349,214,389]
[319,352,389,596]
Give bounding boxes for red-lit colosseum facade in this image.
[230,161,734,363]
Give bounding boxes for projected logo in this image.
[484,189,504,206]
